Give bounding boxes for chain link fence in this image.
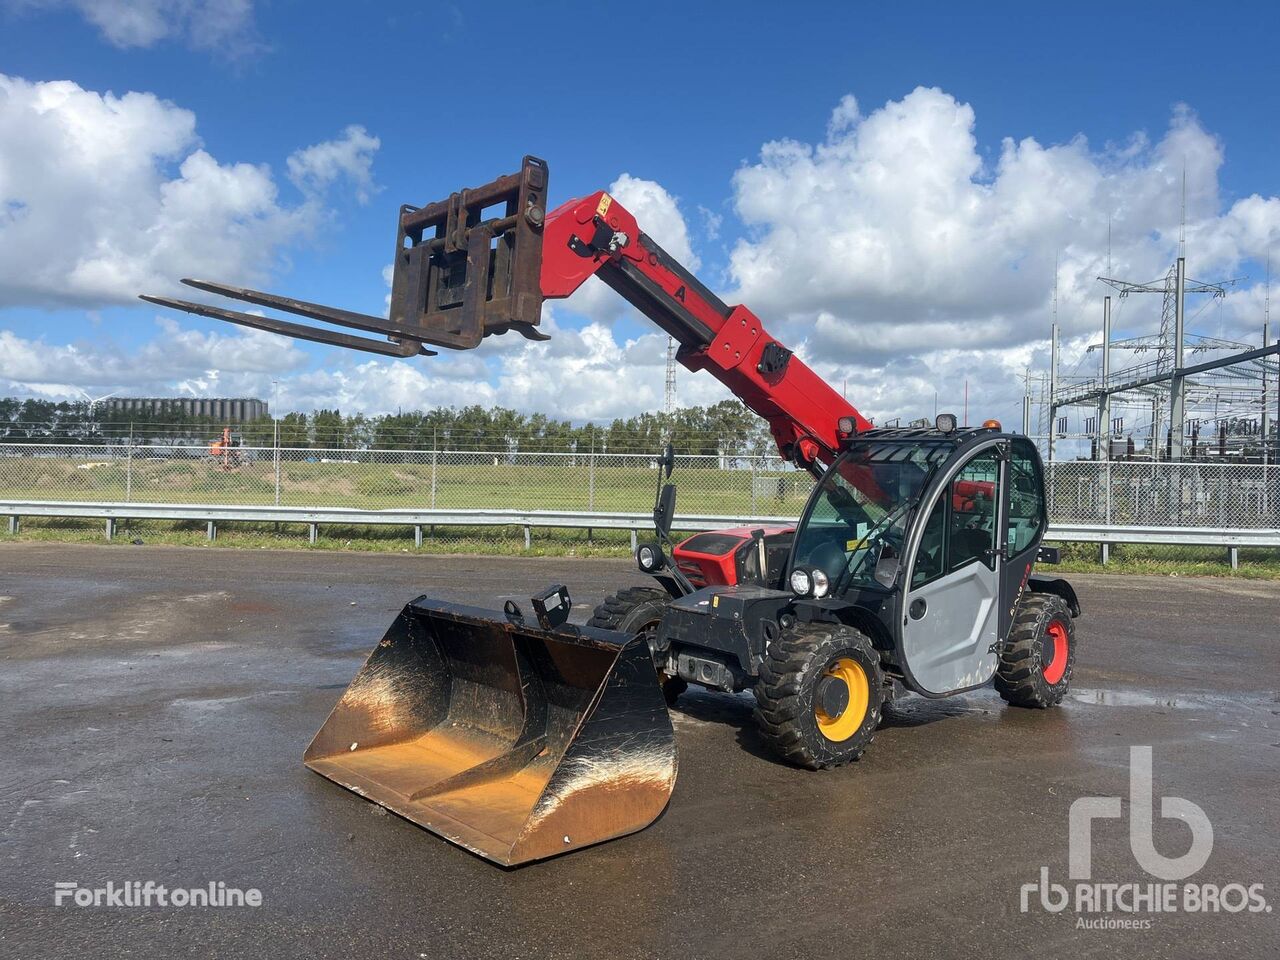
[1046,461,1280,527]
[0,442,806,552]
[0,442,808,513]
[2,441,1278,569]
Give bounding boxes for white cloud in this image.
[0,73,380,308]
[248,310,733,420]
[0,307,733,421]
[723,87,1280,428]
[7,0,261,55]
[0,317,307,398]
[729,88,1279,364]
[6,85,1279,434]
[697,204,723,242]
[286,125,380,204]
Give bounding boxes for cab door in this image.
[899,446,1005,695]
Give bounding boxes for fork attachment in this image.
[139,156,552,355]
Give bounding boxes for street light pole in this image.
[272,379,281,507]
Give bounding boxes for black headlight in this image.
[789,565,829,598]
[789,567,812,596]
[637,543,663,572]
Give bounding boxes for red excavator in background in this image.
[144,157,1080,866]
[207,427,243,470]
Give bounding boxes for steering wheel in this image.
[807,540,847,582]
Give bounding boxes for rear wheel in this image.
[588,587,687,705]
[753,622,884,769]
[995,593,1075,708]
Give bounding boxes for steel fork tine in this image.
[138,295,435,357]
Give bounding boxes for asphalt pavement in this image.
[1,543,1276,959]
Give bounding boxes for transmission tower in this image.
[664,336,677,415]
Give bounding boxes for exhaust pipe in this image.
[304,589,677,866]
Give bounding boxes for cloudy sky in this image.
[1,1,1278,433]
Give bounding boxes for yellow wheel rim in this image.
[815,657,869,743]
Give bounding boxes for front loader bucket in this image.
[305,595,677,866]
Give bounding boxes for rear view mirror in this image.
[655,483,676,537]
[874,543,899,588]
[660,442,675,478]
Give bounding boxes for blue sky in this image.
[2,0,1278,429]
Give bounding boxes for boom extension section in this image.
[143,156,869,469]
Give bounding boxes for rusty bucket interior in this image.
[304,596,677,866]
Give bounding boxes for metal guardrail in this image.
[3,499,1277,566]
[0,500,795,549]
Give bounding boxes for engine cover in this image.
[671,526,795,589]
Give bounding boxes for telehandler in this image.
[144,157,1079,865]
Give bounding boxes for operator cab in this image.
[785,423,1063,695]
[641,420,1075,704]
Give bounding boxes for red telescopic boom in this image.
[535,188,870,470]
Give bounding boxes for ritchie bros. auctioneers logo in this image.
[1021,746,1270,930]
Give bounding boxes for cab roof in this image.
[855,426,1005,442]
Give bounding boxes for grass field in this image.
[3,453,1278,577]
[0,454,805,515]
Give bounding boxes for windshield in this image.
[792,440,953,591]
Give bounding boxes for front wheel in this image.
[995,593,1075,708]
[753,622,884,769]
[587,587,687,705]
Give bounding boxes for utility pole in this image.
[1261,320,1270,467]
[1264,258,1271,466]
[272,379,281,506]
[1151,395,1161,461]
[1021,368,1032,436]
[1098,296,1111,462]
[1048,322,1059,463]
[1169,256,1187,459]
[1047,254,1060,462]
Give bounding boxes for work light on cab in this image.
[810,568,830,598]
[637,544,662,572]
[789,568,812,596]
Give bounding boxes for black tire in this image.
[753,622,884,769]
[588,587,687,705]
[995,593,1075,708]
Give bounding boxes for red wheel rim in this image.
[1042,619,1069,685]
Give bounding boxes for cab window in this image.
[912,497,947,587]
[792,440,950,590]
[911,449,1001,588]
[1006,438,1045,557]
[948,452,998,571]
